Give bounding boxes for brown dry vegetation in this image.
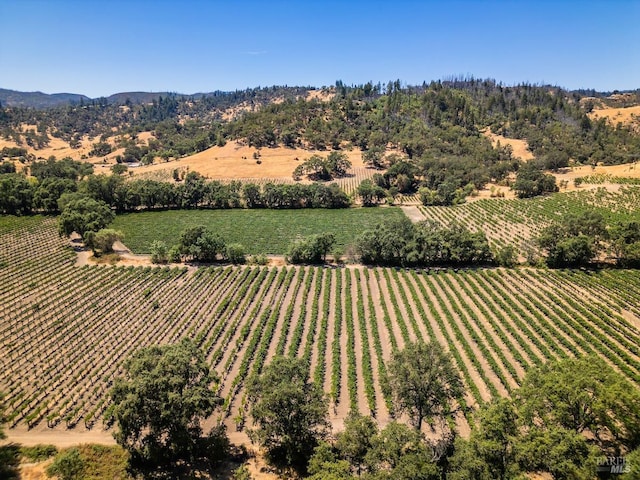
[131,141,367,180]
[482,129,534,161]
[553,162,640,190]
[588,104,640,126]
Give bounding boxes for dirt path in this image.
[357,269,390,422]
[2,426,116,448]
[335,269,351,427]
[373,269,407,350]
[349,269,372,416]
[400,205,426,223]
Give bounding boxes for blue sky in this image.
[0,0,638,97]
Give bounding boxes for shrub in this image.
[150,240,169,264]
[247,254,269,265]
[226,243,246,265]
[168,245,181,263]
[495,245,518,267]
[20,444,57,462]
[46,448,85,480]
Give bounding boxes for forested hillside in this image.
[2,80,639,164]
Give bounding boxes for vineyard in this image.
[111,207,405,254]
[417,186,640,254]
[1,215,640,438]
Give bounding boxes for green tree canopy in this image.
[448,398,519,480]
[57,193,115,238]
[513,163,558,198]
[356,179,387,207]
[537,210,608,267]
[107,339,224,466]
[177,225,226,262]
[287,232,335,264]
[335,411,378,475]
[83,228,123,255]
[516,355,640,453]
[610,220,640,267]
[46,448,86,480]
[364,422,439,480]
[388,341,463,432]
[246,356,329,474]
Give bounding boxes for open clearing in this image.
[130,141,368,180]
[482,130,534,161]
[1,215,640,444]
[588,104,640,126]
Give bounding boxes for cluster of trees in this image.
[241,341,463,477]
[56,193,121,258]
[537,210,640,267]
[306,354,640,480]
[159,225,247,264]
[0,87,311,164]
[3,80,639,177]
[148,225,249,265]
[100,340,461,477]
[286,233,336,264]
[449,356,640,479]
[513,162,558,198]
[292,152,352,181]
[3,80,640,208]
[356,217,493,267]
[0,157,93,215]
[358,151,516,206]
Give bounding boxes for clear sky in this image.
[0,0,638,97]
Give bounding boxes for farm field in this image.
[1,215,640,441]
[110,207,405,254]
[417,186,640,254]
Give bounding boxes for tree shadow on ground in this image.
[0,444,20,480]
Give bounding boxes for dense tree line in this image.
[356,217,494,267]
[537,210,640,267]
[0,159,351,215]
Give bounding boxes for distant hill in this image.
[0,88,186,109]
[0,86,317,109]
[105,91,186,105]
[0,88,90,108]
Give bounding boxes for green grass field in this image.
[111,207,405,254]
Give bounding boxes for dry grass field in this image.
[482,130,534,161]
[588,104,640,126]
[131,141,367,180]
